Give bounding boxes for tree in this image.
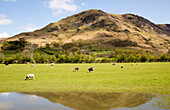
[1,38,27,50]
[140,55,148,62]
[1,42,9,49]
[73,54,82,63]
[135,54,141,62]
[127,54,135,62]
[117,53,127,62]
[149,56,156,62]
[49,55,57,63]
[20,56,31,63]
[34,52,48,63]
[101,57,109,63]
[57,55,66,63]
[160,54,168,62]
[25,43,38,61]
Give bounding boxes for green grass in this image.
[0,63,169,94]
[93,51,111,55]
[1,50,21,57]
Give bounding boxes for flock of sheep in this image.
[25,63,95,80]
[24,62,134,80]
[2,62,128,80]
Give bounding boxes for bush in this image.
[160,54,168,62]
[127,54,135,62]
[20,56,32,63]
[140,55,148,62]
[101,57,110,63]
[117,54,127,62]
[57,55,66,63]
[51,42,61,48]
[1,39,27,50]
[34,53,48,63]
[106,39,138,47]
[149,56,156,62]
[49,55,57,63]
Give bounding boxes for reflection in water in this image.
[22,92,154,110]
[153,95,170,109]
[0,92,169,110]
[0,92,73,110]
[0,102,14,110]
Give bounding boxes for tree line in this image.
[0,50,169,64]
[0,39,169,64]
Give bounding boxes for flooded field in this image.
[0,92,169,110]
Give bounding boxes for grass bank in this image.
[0,63,169,94]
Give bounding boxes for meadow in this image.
[0,63,169,94]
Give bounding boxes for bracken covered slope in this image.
[1,9,170,52]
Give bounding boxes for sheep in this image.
[73,67,79,72]
[25,74,35,80]
[112,62,116,65]
[31,64,34,67]
[51,63,55,66]
[88,67,95,72]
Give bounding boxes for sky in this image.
[0,0,170,38]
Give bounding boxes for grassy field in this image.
[0,63,169,94]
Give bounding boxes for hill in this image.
[1,9,170,53]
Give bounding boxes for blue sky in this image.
[0,0,170,38]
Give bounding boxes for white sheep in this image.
[112,62,116,65]
[25,74,35,80]
[51,63,55,66]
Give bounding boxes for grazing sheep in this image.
[112,62,116,65]
[27,62,30,64]
[73,67,79,72]
[31,64,34,67]
[121,65,123,68]
[25,74,35,80]
[51,63,55,66]
[88,67,95,72]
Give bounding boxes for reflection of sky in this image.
[0,92,74,110]
[0,92,10,97]
[113,96,170,110]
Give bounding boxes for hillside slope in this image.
[1,9,170,52]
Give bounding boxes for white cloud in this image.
[47,0,79,15]
[0,32,11,38]
[22,23,39,32]
[81,2,86,6]
[4,0,17,2]
[0,14,12,26]
[53,10,63,16]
